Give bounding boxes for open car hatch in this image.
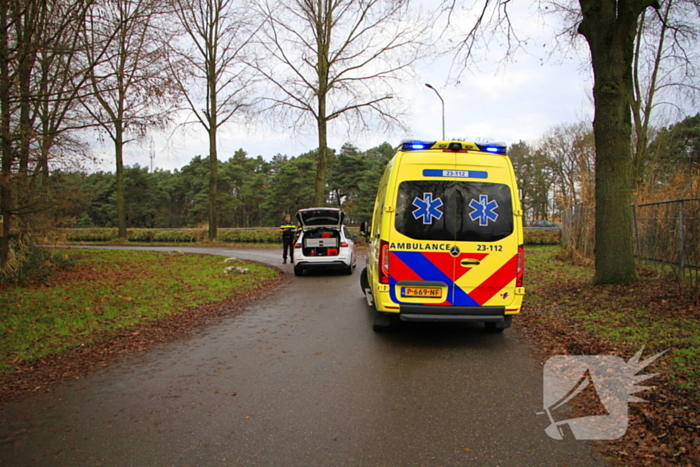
[296,208,344,229]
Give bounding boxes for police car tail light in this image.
[294,243,301,249]
[341,242,349,248]
[379,240,390,284]
[516,245,525,287]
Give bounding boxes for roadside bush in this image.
[65,228,119,242]
[219,229,280,243]
[524,229,561,245]
[128,229,156,242]
[1,242,74,286]
[152,230,206,243]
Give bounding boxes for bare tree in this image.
[81,0,176,239]
[169,0,257,241]
[444,0,669,284]
[33,0,98,187]
[578,0,662,284]
[0,0,93,267]
[631,0,700,187]
[253,0,429,206]
[540,122,596,211]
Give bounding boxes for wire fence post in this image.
[679,200,685,277]
[632,204,640,258]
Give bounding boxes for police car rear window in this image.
[395,181,513,242]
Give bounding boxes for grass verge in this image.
[0,248,279,374]
[521,246,699,466]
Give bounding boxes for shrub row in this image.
[64,228,119,242]
[62,228,281,244]
[524,228,561,245]
[61,227,560,245]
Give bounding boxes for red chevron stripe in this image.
[388,251,422,282]
[468,254,518,305]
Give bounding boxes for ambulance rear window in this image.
[395,181,513,242]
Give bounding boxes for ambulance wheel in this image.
[372,308,393,332]
[485,315,512,332]
[360,267,369,294]
[294,266,303,276]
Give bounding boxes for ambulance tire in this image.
[360,267,369,294]
[485,315,512,332]
[372,307,394,332]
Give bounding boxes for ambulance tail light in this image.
[379,240,390,284]
[516,245,525,287]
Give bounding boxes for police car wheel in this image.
[294,267,303,277]
[343,263,353,275]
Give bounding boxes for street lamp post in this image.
[425,83,445,140]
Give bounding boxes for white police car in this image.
[293,208,356,276]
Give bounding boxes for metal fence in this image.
[633,198,700,274]
[561,198,700,283]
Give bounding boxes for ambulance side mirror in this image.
[359,221,370,237]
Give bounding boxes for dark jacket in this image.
[280,222,296,241]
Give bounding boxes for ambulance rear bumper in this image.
[399,305,506,323]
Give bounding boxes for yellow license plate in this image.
[402,287,442,298]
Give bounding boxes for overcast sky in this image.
[91,2,595,173]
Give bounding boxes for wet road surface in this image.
[0,246,606,466]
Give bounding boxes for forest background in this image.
[49,113,700,231]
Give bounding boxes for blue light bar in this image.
[477,142,507,155]
[401,140,436,151]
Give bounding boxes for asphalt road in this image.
[0,246,606,467]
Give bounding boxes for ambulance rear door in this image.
[391,154,518,309]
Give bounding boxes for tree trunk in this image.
[208,55,218,240]
[208,125,218,241]
[315,114,328,207]
[312,2,330,208]
[0,3,13,266]
[115,125,126,239]
[578,0,657,284]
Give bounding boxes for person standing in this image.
[279,214,296,264]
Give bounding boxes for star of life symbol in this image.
[540,347,667,440]
[469,195,499,226]
[412,192,443,225]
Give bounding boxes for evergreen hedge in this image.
[523,228,561,245]
[61,227,560,245]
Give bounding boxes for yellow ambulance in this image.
[359,140,525,331]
